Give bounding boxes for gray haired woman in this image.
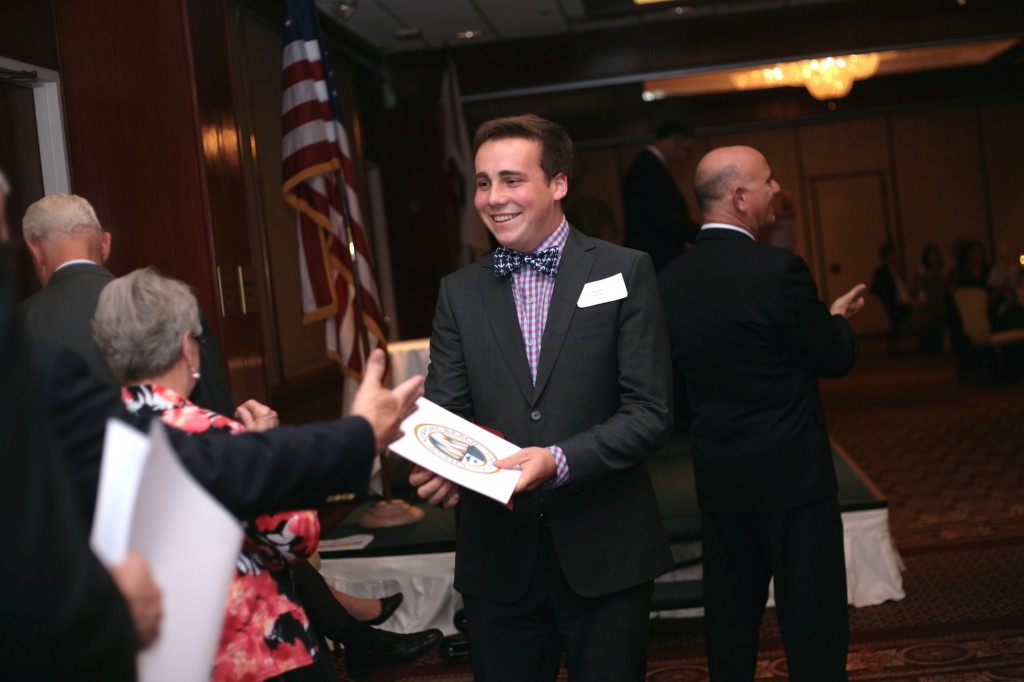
[92,267,334,680]
[92,267,434,679]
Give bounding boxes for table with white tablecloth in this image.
[320,438,905,635]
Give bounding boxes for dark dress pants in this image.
[701,496,849,682]
[462,525,654,682]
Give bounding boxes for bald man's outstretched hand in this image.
[830,283,867,319]
[350,348,424,453]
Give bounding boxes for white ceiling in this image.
[315,0,851,54]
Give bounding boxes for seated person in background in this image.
[92,267,441,681]
[949,238,1022,331]
[913,243,949,352]
[871,243,916,354]
[949,237,991,290]
[986,242,1024,331]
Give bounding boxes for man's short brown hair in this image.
[472,114,573,183]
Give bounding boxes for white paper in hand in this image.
[91,419,150,565]
[91,419,243,682]
[387,398,522,504]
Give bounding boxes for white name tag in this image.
[577,273,628,308]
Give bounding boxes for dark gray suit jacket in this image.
[21,261,119,389]
[659,228,859,514]
[426,227,674,602]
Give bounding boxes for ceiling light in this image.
[729,53,880,100]
[333,0,358,21]
[456,29,484,40]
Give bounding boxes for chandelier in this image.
[729,53,880,100]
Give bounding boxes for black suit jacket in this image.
[2,252,137,680]
[20,261,238,412]
[426,227,674,601]
[658,228,859,513]
[21,261,119,389]
[622,148,699,272]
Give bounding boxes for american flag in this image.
[282,0,386,379]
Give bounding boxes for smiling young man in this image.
[410,114,674,681]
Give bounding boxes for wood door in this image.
[809,172,893,336]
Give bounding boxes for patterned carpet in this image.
[337,339,1024,681]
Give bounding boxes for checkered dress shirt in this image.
[507,217,570,486]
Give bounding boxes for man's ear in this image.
[551,173,568,201]
[26,238,49,286]
[100,231,112,263]
[733,187,747,211]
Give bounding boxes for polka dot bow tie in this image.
[493,246,560,278]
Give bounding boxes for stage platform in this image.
[318,437,905,634]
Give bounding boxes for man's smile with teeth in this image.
[492,214,518,223]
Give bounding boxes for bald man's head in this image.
[694,145,780,236]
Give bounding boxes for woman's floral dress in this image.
[122,385,322,682]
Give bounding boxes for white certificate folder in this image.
[387,398,523,504]
[91,419,242,682]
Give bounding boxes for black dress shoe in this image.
[363,592,403,625]
[345,628,443,678]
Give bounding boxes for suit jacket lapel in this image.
[532,228,595,404]
[479,257,535,404]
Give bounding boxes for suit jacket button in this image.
[530,410,542,421]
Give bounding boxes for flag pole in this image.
[335,168,424,528]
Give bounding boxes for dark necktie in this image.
[493,246,559,278]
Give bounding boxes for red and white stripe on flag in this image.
[281,0,386,379]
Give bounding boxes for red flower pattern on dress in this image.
[121,385,321,682]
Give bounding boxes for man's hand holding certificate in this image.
[389,398,522,505]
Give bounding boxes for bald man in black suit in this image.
[659,146,866,681]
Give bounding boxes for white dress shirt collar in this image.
[700,223,755,240]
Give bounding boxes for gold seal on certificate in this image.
[388,398,522,504]
[416,424,500,473]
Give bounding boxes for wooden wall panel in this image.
[978,101,1024,254]
[809,173,892,334]
[53,0,216,314]
[890,107,989,272]
[797,118,890,177]
[567,147,627,245]
[795,118,895,290]
[186,0,269,404]
[53,0,269,404]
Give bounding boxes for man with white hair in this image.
[20,193,119,388]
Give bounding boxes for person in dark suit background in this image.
[19,192,237,414]
[20,192,120,388]
[622,120,700,271]
[411,114,674,681]
[659,145,866,681]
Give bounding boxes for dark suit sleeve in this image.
[35,344,375,525]
[424,275,474,421]
[556,251,674,490]
[164,418,374,520]
[778,255,859,378]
